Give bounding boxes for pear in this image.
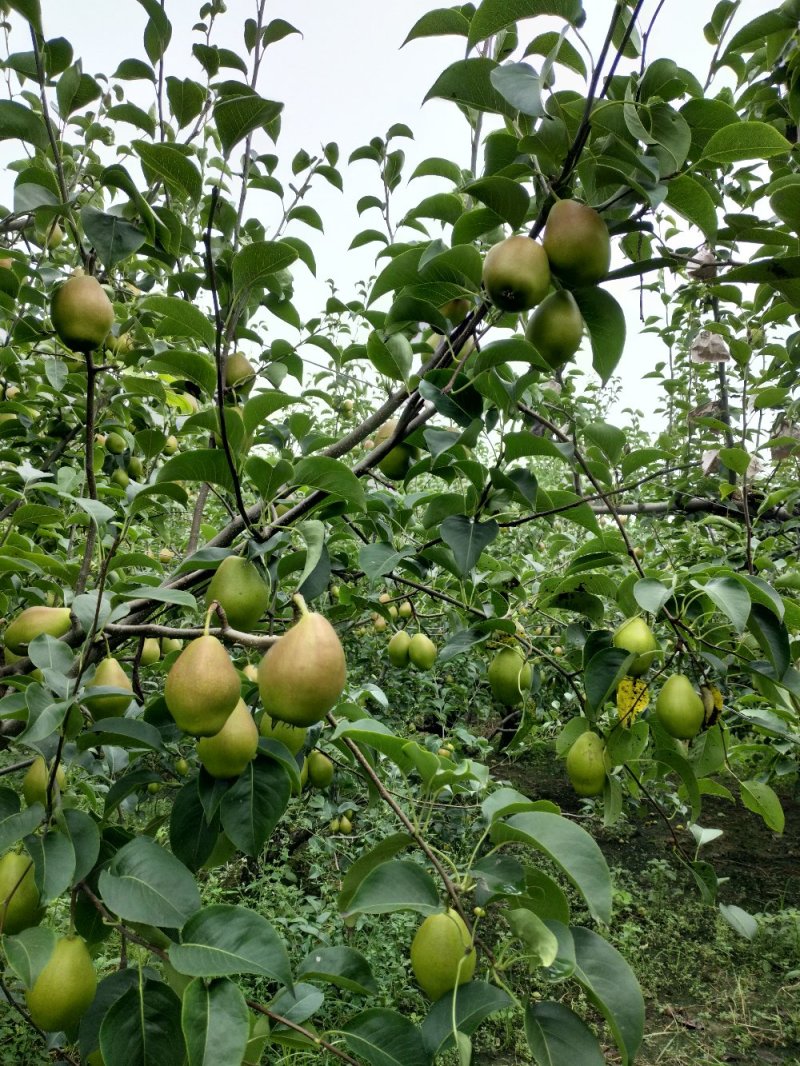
[197,699,259,779]
[258,602,345,728]
[51,275,114,353]
[161,636,183,655]
[411,910,476,1001]
[259,712,307,755]
[224,351,256,396]
[165,635,241,736]
[408,633,437,671]
[525,290,584,368]
[375,419,418,481]
[140,637,161,666]
[566,731,606,797]
[22,756,66,807]
[387,630,411,668]
[4,605,71,654]
[543,199,611,287]
[105,432,126,454]
[613,617,659,677]
[206,556,270,631]
[482,235,551,312]
[307,750,334,789]
[655,674,704,739]
[84,657,133,719]
[25,935,97,1031]
[163,434,179,455]
[0,850,43,934]
[488,648,532,706]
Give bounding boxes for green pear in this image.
[140,637,161,666]
[4,605,71,654]
[224,351,256,396]
[197,698,259,779]
[26,935,96,1031]
[84,657,133,718]
[543,199,611,287]
[488,647,532,706]
[525,290,584,368]
[307,750,334,789]
[655,674,705,739]
[375,420,418,480]
[566,731,606,797]
[161,636,183,655]
[258,603,346,728]
[411,910,476,1001]
[51,275,114,353]
[408,633,437,671]
[259,712,307,754]
[387,630,411,668]
[165,635,241,736]
[206,556,270,631]
[22,756,66,807]
[0,850,43,934]
[105,432,126,454]
[482,235,551,312]
[613,617,660,677]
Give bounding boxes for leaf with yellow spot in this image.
[616,677,649,727]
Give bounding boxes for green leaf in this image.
[344,1009,430,1066]
[117,587,198,611]
[469,0,585,45]
[719,903,758,940]
[141,294,216,349]
[0,101,48,150]
[703,576,750,632]
[490,63,544,118]
[491,812,612,923]
[157,450,236,494]
[26,829,75,904]
[665,174,718,240]
[81,207,146,270]
[133,141,202,201]
[342,859,442,917]
[2,926,56,988]
[220,758,290,856]
[572,927,644,1065]
[358,542,416,583]
[298,945,379,996]
[169,904,293,985]
[702,121,791,164]
[507,907,559,967]
[633,578,672,615]
[166,76,207,129]
[61,809,100,885]
[293,456,366,510]
[462,176,530,227]
[440,515,499,575]
[746,602,790,678]
[422,982,513,1057]
[170,779,218,872]
[337,833,414,913]
[403,8,470,45]
[424,58,517,117]
[98,836,201,929]
[740,779,784,833]
[262,18,302,46]
[572,287,625,383]
[150,350,217,396]
[213,81,283,156]
[585,648,633,714]
[183,977,250,1066]
[4,0,42,34]
[654,748,700,823]
[100,980,185,1065]
[525,1001,605,1066]
[232,240,298,299]
[0,808,45,854]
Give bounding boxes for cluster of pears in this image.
[481,199,611,369]
[410,909,476,1000]
[387,629,438,670]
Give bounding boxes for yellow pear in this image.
[566,731,606,797]
[525,290,584,368]
[411,910,476,1000]
[258,712,306,755]
[206,556,270,631]
[51,275,114,353]
[4,605,71,654]
[197,699,259,779]
[0,850,43,934]
[165,635,241,736]
[22,756,66,807]
[258,600,346,728]
[543,199,611,287]
[482,235,550,312]
[84,657,133,719]
[487,648,531,706]
[26,935,96,1031]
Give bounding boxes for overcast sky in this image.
[4,1,765,418]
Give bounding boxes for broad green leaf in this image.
[0,101,48,150]
[337,833,414,913]
[81,207,146,270]
[489,63,544,118]
[701,121,791,164]
[740,779,784,833]
[220,758,290,856]
[469,0,585,46]
[403,8,470,45]
[424,58,516,118]
[343,1008,430,1066]
[293,456,366,510]
[169,904,293,985]
[0,808,44,854]
[584,648,633,714]
[572,927,644,1065]
[358,542,416,583]
[746,603,790,677]
[61,809,100,885]
[507,907,558,967]
[633,578,672,615]
[462,175,530,226]
[665,174,718,239]
[183,978,250,1066]
[654,748,700,823]
[232,240,298,298]
[422,982,513,1056]
[150,350,217,396]
[141,294,216,349]
[2,926,55,988]
[157,449,236,494]
[213,81,283,155]
[26,829,75,904]
[440,515,499,575]
[719,903,758,940]
[298,945,379,996]
[134,140,202,201]
[342,859,441,917]
[170,779,218,871]
[98,836,200,929]
[100,979,185,1065]
[491,812,612,923]
[525,1000,605,1066]
[573,286,626,383]
[703,576,750,631]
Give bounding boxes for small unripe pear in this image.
[411,910,476,1000]
[163,434,179,455]
[22,756,66,807]
[566,731,606,797]
[105,432,126,454]
[224,351,256,396]
[4,605,71,654]
[525,290,584,368]
[140,637,161,666]
[51,275,114,353]
[165,635,241,736]
[0,850,43,934]
[84,657,133,719]
[387,630,411,668]
[206,556,270,631]
[307,750,334,789]
[543,200,611,287]
[197,698,259,779]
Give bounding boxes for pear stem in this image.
[203,605,216,636]
[291,593,309,618]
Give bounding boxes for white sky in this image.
[5,1,765,418]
